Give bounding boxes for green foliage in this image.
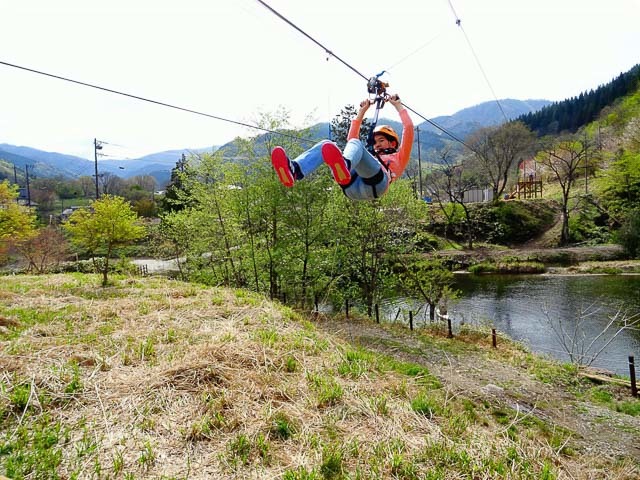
[519,63,640,135]
[398,256,458,320]
[0,180,37,250]
[0,414,66,479]
[320,443,344,479]
[614,208,640,258]
[62,195,146,285]
[306,372,343,408]
[601,151,640,215]
[283,466,321,480]
[411,392,441,417]
[269,412,298,440]
[475,201,556,244]
[586,386,640,416]
[151,108,429,313]
[468,262,497,274]
[469,259,545,274]
[567,210,610,245]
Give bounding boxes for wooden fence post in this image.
[409,311,414,331]
[375,304,380,323]
[630,355,638,398]
[345,299,349,319]
[492,328,497,348]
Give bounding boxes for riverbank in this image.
[437,244,640,274]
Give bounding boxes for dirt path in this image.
[315,316,640,462]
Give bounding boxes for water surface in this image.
[382,274,640,376]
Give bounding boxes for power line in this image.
[0,59,315,146]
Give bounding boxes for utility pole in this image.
[416,126,423,199]
[25,165,32,206]
[94,138,103,199]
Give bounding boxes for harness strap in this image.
[341,167,387,199]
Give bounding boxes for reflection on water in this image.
[381,275,640,376]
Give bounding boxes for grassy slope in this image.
[1,274,639,479]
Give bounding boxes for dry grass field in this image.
[1,273,639,479]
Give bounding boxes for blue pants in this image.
[292,139,389,201]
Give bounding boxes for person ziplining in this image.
[271,75,414,201]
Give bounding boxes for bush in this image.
[615,209,640,258]
[473,201,556,245]
[469,262,497,274]
[469,260,546,274]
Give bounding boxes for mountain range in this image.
[0,98,550,188]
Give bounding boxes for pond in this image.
[379,274,640,377]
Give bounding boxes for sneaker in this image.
[271,146,295,187]
[321,142,351,186]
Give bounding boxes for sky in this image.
[1,0,639,161]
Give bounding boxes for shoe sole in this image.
[321,143,351,186]
[271,146,294,187]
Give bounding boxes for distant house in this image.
[463,188,494,203]
[60,206,86,221]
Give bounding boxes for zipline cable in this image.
[0,59,317,146]
[255,0,478,153]
[254,0,368,83]
[446,0,508,123]
[384,30,446,72]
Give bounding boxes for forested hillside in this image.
[519,63,640,136]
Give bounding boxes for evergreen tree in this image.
[161,154,194,212]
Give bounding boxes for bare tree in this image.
[426,148,480,249]
[622,117,640,151]
[537,134,595,244]
[15,226,70,273]
[542,302,640,367]
[128,175,157,194]
[100,172,127,196]
[466,121,536,201]
[78,176,95,198]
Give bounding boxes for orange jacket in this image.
[347,108,414,182]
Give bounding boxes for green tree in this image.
[157,208,199,281]
[399,256,458,321]
[63,195,146,286]
[330,105,371,149]
[0,180,37,261]
[194,152,247,286]
[602,150,640,218]
[336,181,426,316]
[161,154,195,213]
